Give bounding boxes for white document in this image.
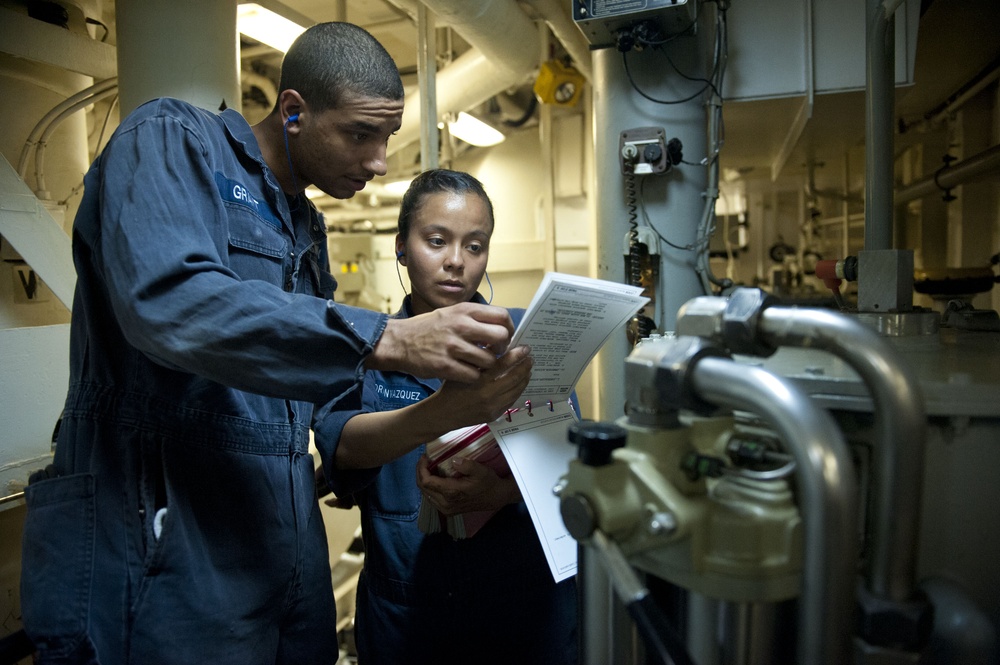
[490,273,649,582]
[510,272,649,403]
[490,400,579,582]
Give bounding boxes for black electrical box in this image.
[572,0,698,48]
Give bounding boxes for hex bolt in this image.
[647,510,677,537]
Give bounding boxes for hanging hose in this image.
[626,170,642,288]
[625,169,656,341]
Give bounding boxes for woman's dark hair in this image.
[397,169,495,240]
[277,22,404,112]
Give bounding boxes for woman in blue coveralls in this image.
[314,169,579,665]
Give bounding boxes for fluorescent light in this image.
[237,3,305,53]
[448,112,505,147]
[383,179,413,196]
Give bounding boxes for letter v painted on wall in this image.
[13,265,50,303]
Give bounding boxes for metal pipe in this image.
[842,154,850,258]
[864,0,896,251]
[538,20,556,273]
[758,307,926,603]
[522,0,593,81]
[416,3,439,170]
[241,69,277,110]
[17,76,119,178]
[579,544,643,665]
[590,530,695,665]
[718,600,782,665]
[116,0,240,116]
[922,64,1000,130]
[895,143,1000,204]
[32,85,120,196]
[691,357,858,665]
[0,491,25,507]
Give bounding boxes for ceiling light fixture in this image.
[447,112,505,147]
[237,3,306,53]
[383,179,414,196]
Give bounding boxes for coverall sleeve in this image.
[93,109,386,405]
[312,376,382,498]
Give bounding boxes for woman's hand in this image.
[416,455,521,516]
[426,344,533,431]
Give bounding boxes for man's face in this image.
[294,91,404,199]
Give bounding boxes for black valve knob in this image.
[568,421,627,467]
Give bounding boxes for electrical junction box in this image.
[620,127,669,175]
[573,0,697,48]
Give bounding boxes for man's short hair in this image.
[277,22,404,112]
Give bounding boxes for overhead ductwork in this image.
[421,0,541,80]
[522,0,593,82]
[386,0,591,155]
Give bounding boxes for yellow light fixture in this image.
[237,3,306,53]
[534,60,586,107]
[447,112,505,147]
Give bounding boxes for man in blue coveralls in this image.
[18,22,528,665]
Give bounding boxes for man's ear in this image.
[279,89,305,130]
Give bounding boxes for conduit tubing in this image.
[895,143,1000,204]
[33,86,120,196]
[691,357,858,665]
[757,307,926,603]
[17,76,119,179]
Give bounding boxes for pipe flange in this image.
[722,288,779,356]
[625,335,729,423]
[856,584,934,652]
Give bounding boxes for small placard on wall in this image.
[12,265,51,304]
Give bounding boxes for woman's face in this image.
[397,190,492,316]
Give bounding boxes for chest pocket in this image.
[226,208,288,286]
[369,448,424,521]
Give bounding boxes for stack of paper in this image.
[417,422,513,539]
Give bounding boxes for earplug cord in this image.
[283,114,302,211]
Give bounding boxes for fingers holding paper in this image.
[431,344,533,428]
[334,344,531,471]
[416,455,521,516]
[367,302,515,383]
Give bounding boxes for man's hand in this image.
[334,345,531,470]
[426,345,532,430]
[416,455,521,516]
[367,302,514,382]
